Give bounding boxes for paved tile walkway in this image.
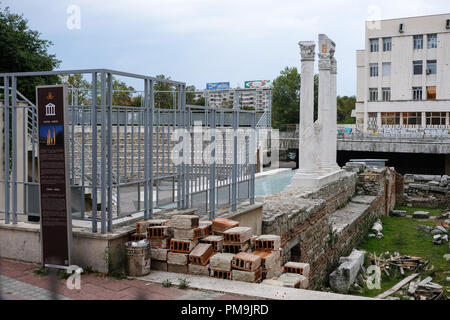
[0,258,255,300]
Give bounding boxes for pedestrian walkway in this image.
[0,258,254,300]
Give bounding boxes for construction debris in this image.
[368,251,428,275]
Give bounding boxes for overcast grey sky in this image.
[4,0,450,95]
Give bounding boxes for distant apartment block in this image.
[194,88,272,111]
[352,13,450,131]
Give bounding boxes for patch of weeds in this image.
[162,279,173,287]
[58,270,70,280]
[33,266,48,276]
[83,265,94,274]
[104,245,127,280]
[178,277,190,289]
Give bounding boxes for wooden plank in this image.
[375,273,419,299]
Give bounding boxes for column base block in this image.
[289,169,345,188]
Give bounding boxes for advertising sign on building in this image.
[206,82,230,90]
[244,80,271,88]
[36,85,72,268]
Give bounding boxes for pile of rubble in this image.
[131,214,311,287]
[368,219,384,239]
[368,251,428,276]
[417,214,449,245]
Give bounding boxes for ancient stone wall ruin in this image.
[396,174,450,208]
[262,166,396,289]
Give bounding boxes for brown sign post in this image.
[36,85,72,268]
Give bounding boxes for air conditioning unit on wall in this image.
[399,23,404,33]
[446,19,450,29]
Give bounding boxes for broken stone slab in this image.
[329,249,365,294]
[412,211,430,219]
[440,175,448,187]
[390,210,406,217]
[428,181,440,187]
[371,221,383,233]
[431,226,448,235]
[413,175,441,182]
[209,252,235,272]
[277,273,308,289]
[433,234,442,245]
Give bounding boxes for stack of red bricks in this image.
[134,214,288,285]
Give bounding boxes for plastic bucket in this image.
[124,240,151,277]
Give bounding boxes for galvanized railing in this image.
[0,69,256,233]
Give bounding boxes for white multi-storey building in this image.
[194,88,272,111]
[352,13,450,131]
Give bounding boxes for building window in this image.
[370,38,379,52]
[382,88,391,101]
[426,60,437,75]
[403,112,422,125]
[381,112,400,125]
[413,60,423,75]
[383,37,392,51]
[369,88,378,101]
[370,63,379,77]
[427,86,436,100]
[412,87,423,101]
[427,34,437,49]
[426,112,446,125]
[413,35,423,49]
[382,62,391,76]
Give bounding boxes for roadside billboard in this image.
[206,82,230,90]
[244,80,271,88]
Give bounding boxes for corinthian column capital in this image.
[298,41,315,61]
[318,53,331,70]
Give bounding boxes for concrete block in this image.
[167,252,189,265]
[136,221,151,233]
[170,239,198,253]
[231,268,262,283]
[224,227,252,244]
[232,252,262,271]
[209,252,235,271]
[283,262,310,278]
[212,218,239,234]
[173,227,202,240]
[210,269,231,280]
[131,233,146,241]
[412,211,430,219]
[147,226,172,239]
[168,264,188,274]
[199,224,211,237]
[151,260,167,271]
[189,243,214,266]
[329,249,365,293]
[252,250,280,270]
[223,240,249,254]
[170,215,199,229]
[188,263,210,276]
[200,235,224,252]
[278,273,308,289]
[150,248,168,261]
[255,234,281,251]
[147,219,170,227]
[149,238,171,249]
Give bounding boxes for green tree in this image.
[337,95,356,124]
[0,5,61,101]
[271,67,318,131]
[61,74,91,105]
[154,74,174,109]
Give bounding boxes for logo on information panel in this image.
[46,92,55,100]
[45,103,56,116]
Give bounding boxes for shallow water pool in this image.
[255,170,295,196]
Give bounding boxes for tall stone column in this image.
[318,34,339,172]
[297,41,317,174]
